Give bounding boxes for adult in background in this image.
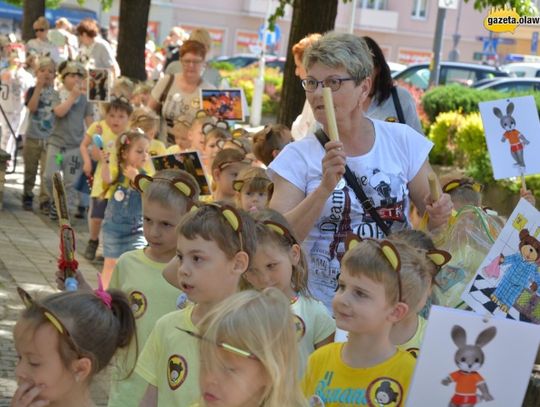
[269,32,452,309]
[52,18,79,61]
[363,36,424,135]
[148,40,215,144]
[76,18,120,77]
[26,17,61,64]
[290,33,321,141]
[165,28,223,88]
[163,26,188,69]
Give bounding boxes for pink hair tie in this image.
[95,274,112,309]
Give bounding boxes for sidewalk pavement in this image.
[0,161,109,406]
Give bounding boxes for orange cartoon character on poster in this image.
[442,325,497,407]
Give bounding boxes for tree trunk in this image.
[116,0,151,80]
[277,0,339,127]
[22,0,45,42]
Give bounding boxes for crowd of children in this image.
[8,24,540,407]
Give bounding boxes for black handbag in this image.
[314,129,391,236]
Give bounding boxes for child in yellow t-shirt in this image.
[301,237,419,406]
[136,204,257,407]
[243,210,335,377]
[190,289,309,407]
[79,98,132,261]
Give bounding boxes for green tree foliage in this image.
[464,0,537,15]
[6,0,112,9]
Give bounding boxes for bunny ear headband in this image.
[133,174,197,199]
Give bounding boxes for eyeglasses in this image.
[177,327,258,360]
[301,77,354,92]
[34,28,46,33]
[442,179,483,194]
[17,287,82,356]
[180,58,204,66]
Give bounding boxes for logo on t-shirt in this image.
[167,354,188,390]
[129,291,147,319]
[366,377,403,407]
[293,314,306,341]
[309,395,326,407]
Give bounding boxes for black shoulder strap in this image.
[314,129,391,236]
[391,86,406,125]
[160,74,175,105]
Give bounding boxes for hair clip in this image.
[262,220,297,245]
[426,249,452,268]
[442,178,483,194]
[176,327,258,360]
[16,287,82,354]
[119,134,130,145]
[94,274,112,309]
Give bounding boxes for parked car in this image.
[392,62,509,91]
[387,61,406,75]
[472,77,540,92]
[501,62,540,78]
[213,55,285,71]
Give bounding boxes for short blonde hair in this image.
[130,106,159,134]
[143,169,200,214]
[304,31,373,85]
[189,28,212,51]
[197,288,308,407]
[33,16,49,30]
[342,239,431,309]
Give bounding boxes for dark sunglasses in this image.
[34,28,46,33]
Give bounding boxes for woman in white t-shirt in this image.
[148,40,215,145]
[268,32,453,309]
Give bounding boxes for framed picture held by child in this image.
[479,95,540,180]
[87,68,111,103]
[406,306,540,407]
[151,150,211,196]
[463,198,540,323]
[200,88,245,121]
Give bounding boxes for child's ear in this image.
[212,168,221,182]
[232,251,249,276]
[71,357,92,383]
[289,244,301,267]
[388,302,409,323]
[271,149,280,159]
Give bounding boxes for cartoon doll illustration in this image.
[493,102,530,169]
[442,325,497,407]
[374,380,399,406]
[490,229,540,313]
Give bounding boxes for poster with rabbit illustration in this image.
[406,306,540,407]
[462,198,540,323]
[478,95,540,180]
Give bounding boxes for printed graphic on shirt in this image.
[167,354,188,390]
[311,372,404,406]
[293,314,306,341]
[32,87,55,133]
[367,377,403,407]
[308,168,408,301]
[129,291,147,319]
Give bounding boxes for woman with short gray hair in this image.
[269,32,452,309]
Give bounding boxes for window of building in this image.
[411,0,427,19]
[359,0,387,10]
